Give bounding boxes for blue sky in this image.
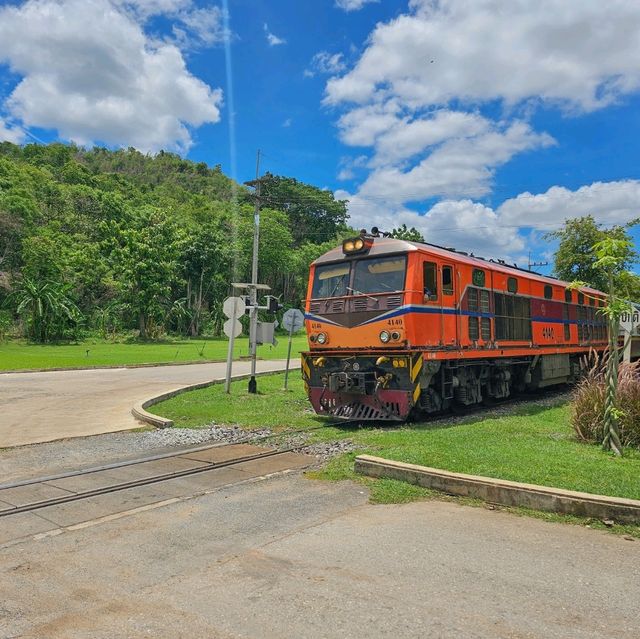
[0,0,639,272]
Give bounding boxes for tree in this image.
[8,276,83,342]
[389,224,425,242]
[105,207,183,339]
[547,216,638,292]
[181,219,231,336]
[593,239,634,455]
[255,173,349,246]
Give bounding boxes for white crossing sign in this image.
[223,296,246,393]
[223,318,243,339]
[282,308,305,391]
[282,308,305,332]
[223,296,246,319]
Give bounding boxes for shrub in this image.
[572,353,640,449]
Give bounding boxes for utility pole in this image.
[245,150,262,394]
[528,251,549,272]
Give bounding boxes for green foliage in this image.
[548,215,638,293]
[256,172,349,246]
[389,223,425,242]
[8,276,83,342]
[572,357,640,449]
[0,142,344,339]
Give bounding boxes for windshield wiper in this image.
[329,274,347,297]
[346,286,378,303]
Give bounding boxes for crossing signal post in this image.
[281,308,304,391]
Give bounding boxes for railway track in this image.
[0,442,312,520]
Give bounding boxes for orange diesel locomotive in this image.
[301,233,608,421]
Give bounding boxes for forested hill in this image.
[0,142,350,341]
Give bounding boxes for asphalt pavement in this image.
[1,472,637,638]
[0,360,294,448]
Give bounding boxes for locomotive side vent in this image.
[353,298,369,312]
[331,299,345,313]
[386,296,402,309]
[309,301,321,314]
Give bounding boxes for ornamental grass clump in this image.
[572,354,640,449]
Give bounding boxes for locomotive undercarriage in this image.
[302,351,583,422]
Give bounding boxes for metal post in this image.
[284,323,294,391]
[248,150,261,394]
[224,303,237,394]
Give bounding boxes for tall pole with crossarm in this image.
[245,150,261,393]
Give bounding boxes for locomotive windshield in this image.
[311,263,350,298]
[311,256,406,298]
[353,256,406,294]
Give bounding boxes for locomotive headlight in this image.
[354,238,364,250]
[316,332,328,344]
[379,330,391,343]
[343,240,355,252]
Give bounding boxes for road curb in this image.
[354,455,640,524]
[132,367,300,429]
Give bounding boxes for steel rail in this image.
[0,447,298,518]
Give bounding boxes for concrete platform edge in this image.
[354,454,640,524]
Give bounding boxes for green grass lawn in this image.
[0,334,308,371]
[156,373,640,503]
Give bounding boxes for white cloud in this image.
[358,121,555,203]
[324,1,640,258]
[326,0,640,111]
[264,23,286,47]
[339,180,640,261]
[497,181,640,227]
[0,118,25,144]
[305,52,346,78]
[115,1,226,47]
[0,0,223,153]
[282,118,292,128]
[337,154,368,180]
[335,0,378,12]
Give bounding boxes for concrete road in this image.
[0,360,296,448]
[1,473,638,638]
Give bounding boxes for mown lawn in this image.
[0,334,308,371]
[156,372,640,503]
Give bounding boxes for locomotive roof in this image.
[313,237,605,296]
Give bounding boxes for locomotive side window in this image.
[423,262,437,300]
[468,316,479,340]
[494,293,531,340]
[442,266,453,295]
[472,269,485,287]
[481,317,491,341]
[578,292,584,304]
[565,289,573,303]
[353,256,406,294]
[563,304,570,341]
[544,285,553,299]
[468,287,478,311]
[507,277,518,294]
[311,262,350,298]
